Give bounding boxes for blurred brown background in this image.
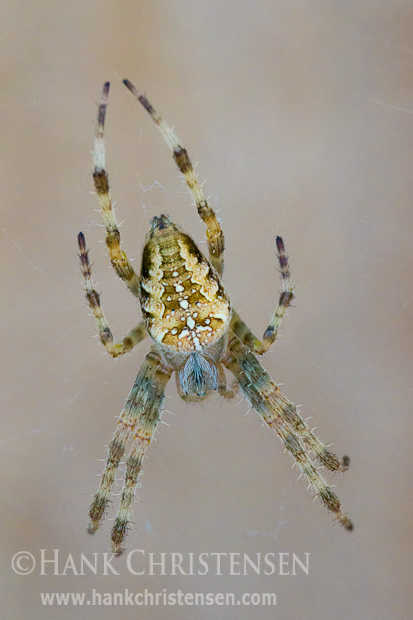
[1,1,412,618]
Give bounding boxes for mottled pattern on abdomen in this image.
[140,224,230,352]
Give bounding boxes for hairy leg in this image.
[224,337,352,530]
[88,350,171,546]
[231,236,294,354]
[78,232,146,356]
[123,79,225,277]
[111,353,171,554]
[92,82,140,296]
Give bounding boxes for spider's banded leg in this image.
[93,82,140,296]
[225,337,348,473]
[78,232,146,357]
[89,350,171,537]
[230,236,294,355]
[111,353,172,554]
[123,79,225,277]
[224,338,353,530]
[258,236,295,353]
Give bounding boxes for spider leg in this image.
[231,236,294,354]
[89,350,171,550]
[92,82,140,296]
[123,79,225,277]
[224,337,353,530]
[78,232,146,357]
[111,352,172,554]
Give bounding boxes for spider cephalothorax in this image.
[78,81,353,554]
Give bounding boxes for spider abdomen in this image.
[140,215,231,353]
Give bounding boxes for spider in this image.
[78,80,353,555]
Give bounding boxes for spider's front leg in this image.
[231,236,294,354]
[78,232,146,357]
[224,336,353,531]
[89,349,172,554]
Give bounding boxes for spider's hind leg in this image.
[92,82,140,297]
[123,79,225,277]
